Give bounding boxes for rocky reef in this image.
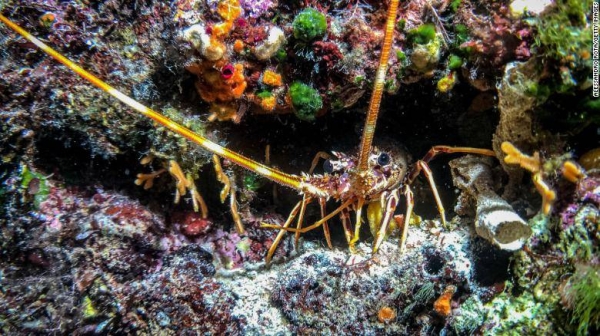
[0,0,598,334]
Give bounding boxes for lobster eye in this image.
[323,159,334,173]
[377,152,390,166]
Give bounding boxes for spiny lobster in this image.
[0,1,496,265]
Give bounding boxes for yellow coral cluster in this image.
[185,1,249,122]
[212,0,241,38]
[501,142,587,215]
[203,0,242,60]
[135,159,208,217]
[259,96,277,111]
[562,161,586,183]
[501,142,555,215]
[186,61,247,122]
[262,70,282,86]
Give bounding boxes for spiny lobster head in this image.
[323,147,410,199]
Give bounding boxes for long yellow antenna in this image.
[0,14,305,190]
[357,0,400,172]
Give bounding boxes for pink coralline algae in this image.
[576,173,600,206]
[209,213,292,269]
[36,184,167,249]
[239,0,276,19]
[171,211,213,237]
[561,173,600,229]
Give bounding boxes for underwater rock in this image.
[492,60,540,193]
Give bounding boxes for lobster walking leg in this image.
[405,146,496,227]
[412,160,447,227]
[349,198,365,252]
[372,189,400,253]
[262,199,354,233]
[213,155,245,234]
[266,200,303,265]
[294,195,312,248]
[319,198,333,249]
[339,208,354,247]
[399,186,414,253]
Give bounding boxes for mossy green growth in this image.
[292,8,327,42]
[256,90,273,99]
[353,75,365,85]
[289,81,322,121]
[525,82,552,101]
[448,54,463,69]
[408,23,437,45]
[565,263,600,335]
[20,165,50,209]
[275,48,287,62]
[396,19,406,32]
[396,49,407,62]
[452,296,485,334]
[485,285,556,334]
[559,204,597,261]
[243,172,263,192]
[384,79,398,93]
[583,97,600,111]
[534,0,591,61]
[450,0,462,12]
[454,24,470,49]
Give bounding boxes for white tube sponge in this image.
[449,155,532,250]
[253,26,286,60]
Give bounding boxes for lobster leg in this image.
[349,198,365,253]
[372,189,400,254]
[407,146,496,184]
[319,197,333,249]
[262,199,354,233]
[294,195,312,248]
[399,185,414,253]
[228,178,244,235]
[412,160,447,227]
[339,208,353,247]
[213,155,244,234]
[265,200,303,265]
[404,146,496,228]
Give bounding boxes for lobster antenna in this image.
[0,14,305,190]
[357,0,400,172]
